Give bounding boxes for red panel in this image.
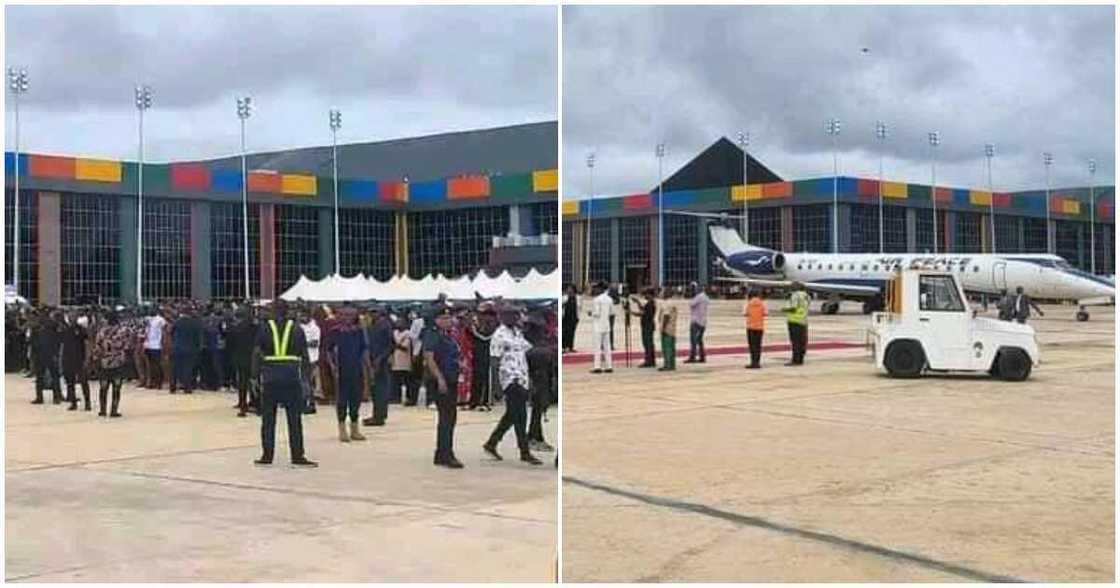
[993,193,1011,207]
[857,179,879,198]
[171,163,211,190]
[379,181,406,203]
[247,171,281,193]
[1097,199,1113,219]
[259,204,275,300]
[623,193,652,210]
[934,187,952,202]
[1049,195,1063,212]
[447,175,490,199]
[761,181,792,198]
[29,155,75,179]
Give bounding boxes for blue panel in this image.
[211,168,242,192]
[663,190,697,207]
[952,188,970,207]
[410,180,446,203]
[342,179,378,202]
[1015,191,1046,213]
[838,177,857,196]
[5,152,27,178]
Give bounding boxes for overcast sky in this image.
[563,5,1114,198]
[4,5,556,162]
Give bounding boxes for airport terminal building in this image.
[562,138,1115,290]
[5,121,557,305]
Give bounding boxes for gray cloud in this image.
[5,5,556,162]
[563,5,1114,197]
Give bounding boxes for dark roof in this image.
[194,121,557,183]
[653,137,782,192]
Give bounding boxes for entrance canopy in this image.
[278,269,557,303]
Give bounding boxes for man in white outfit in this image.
[588,282,615,374]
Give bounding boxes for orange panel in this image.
[447,175,490,199]
[248,171,281,193]
[29,155,75,179]
[761,181,792,198]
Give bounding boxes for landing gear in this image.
[821,301,840,315]
[1076,305,1089,322]
[862,295,885,315]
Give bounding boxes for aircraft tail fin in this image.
[707,222,773,258]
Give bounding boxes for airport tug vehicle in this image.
[868,266,1040,381]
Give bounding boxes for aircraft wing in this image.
[715,276,881,297]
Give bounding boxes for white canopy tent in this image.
[278,269,558,303]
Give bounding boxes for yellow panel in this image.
[532,169,558,192]
[882,181,908,199]
[969,190,992,206]
[281,174,317,196]
[1064,200,1080,214]
[562,200,579,216]
[74,158,122,182]
[732,184,762,201]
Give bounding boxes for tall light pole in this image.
[329,108,342,276]
[737,131,750,242]
[1043,151,1053,254]
[135,85,152,304]
[237,96,253,300]
[985,143,996,253]
[7,66,28,295]
[826,118,841,253]
[875,121,887,253]
[656,142,666,288]
[1089,158,1097,274]
[584,152,595,289]
[928,131,941,254]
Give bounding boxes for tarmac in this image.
[561,296,1115,582]
[6,381,557,582]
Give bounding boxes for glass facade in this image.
[530,201,558,236]
[408,206,509,278]
[662,214,698,286]
[588,218,611,285]
[883,205,907,253]
[1023,218,1048,253]
[915,210,947,253]
[61,194,120,305]
[1054,220,1082,269]
[849,204,881,253]
[619,216,651,289]
[954,212,982,253]
[994,215,1020,253]
[1092,223,1112,275]
[275,204,321,292]
[792,204,831,253]
[561,220,574,286]
[141,199,191,300]
[5,189,38,301]
[339,208,395,280]
[747,206,783,251]
[211,202,261,300]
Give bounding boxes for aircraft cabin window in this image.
[828,264,833,270]
[873,265,880,271]
[861,264,868,271]
[973,266,979,272]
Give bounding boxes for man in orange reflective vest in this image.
[252,299,317,467]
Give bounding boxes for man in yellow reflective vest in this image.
[782,282,810,367]
[252,299,317,467]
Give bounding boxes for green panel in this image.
[491,173,534,201]
[119,161,139,193]
[908,184,931,202]
[142,163,171,194]
[119,196,138,303]
[695,187,730,206]
[318,207,335,278]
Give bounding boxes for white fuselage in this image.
[778,253,1115,302]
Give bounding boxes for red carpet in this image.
[562,340,865,365]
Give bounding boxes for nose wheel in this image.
[1076,306,1089,322]
[821,301,840,315]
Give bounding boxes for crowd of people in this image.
[5,294,558,469]
[561,281,814,371]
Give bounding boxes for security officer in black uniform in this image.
[423,307,463,469]
[252,299,317,467]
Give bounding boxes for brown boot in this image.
[337,421,350,443]
[349,421,367,441]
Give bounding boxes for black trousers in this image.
[145,350,163,388]
[336,372,362,423]
[562,320,578,351]
[368,364,391,422]
[260,381,305,461]
[35,359,62,402]
[64,369,91,408]
[788,323,807,364]
[487,382,529,453]
[688,323,706,361]
[235,362,252,412]
[405,357,422,405]
[390,370,409,404]
[98,366,124,415]
[470,354,491,408]
[528,370,552,443]
[747,329,763,367]
[174,351,196,391]
[434,388,458,461]
[640,326,656,366]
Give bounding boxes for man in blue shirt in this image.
[423,308,462,469]
[363,306,395,427]
[325,304,369,443]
